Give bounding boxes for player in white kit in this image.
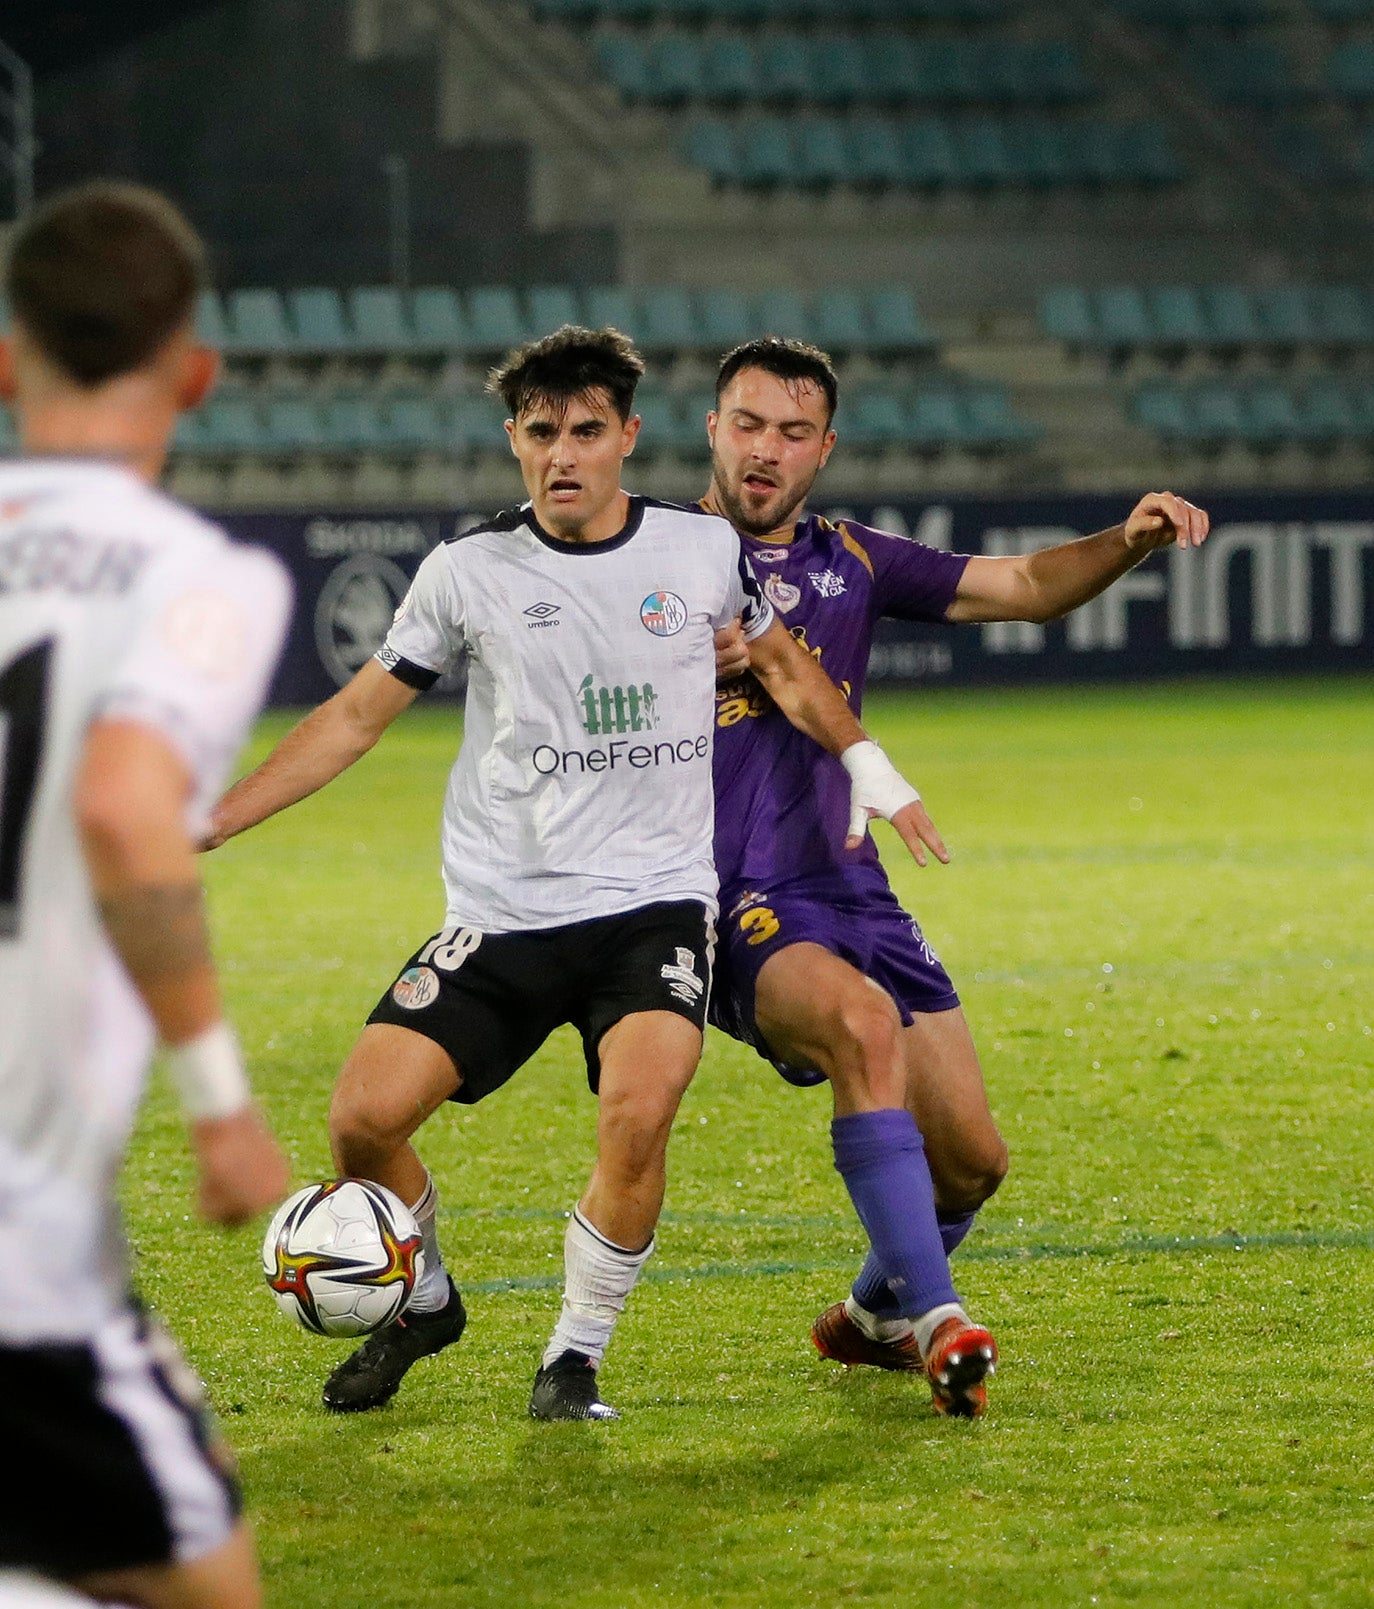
[0,184,291,1604]
[208,326,942,1421]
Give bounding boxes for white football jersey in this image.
[379,496,773,931]
[0,459,290,1342]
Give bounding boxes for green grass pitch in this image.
[123,675,1372,1608]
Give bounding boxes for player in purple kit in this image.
[704,338,1210,1416]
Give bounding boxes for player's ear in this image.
[706,409,718,448]
[178,344,220,411]
[621,412,641,458]
[818,427,837,469]
[504,418,517,456]
[0,337,14,402]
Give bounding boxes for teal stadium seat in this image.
[953,118,1015,185]
[1040,287,1097,347]
[1327,43,1374,99]
[584,286,638,334]
[899,118,963,186]
[1034,41,1093,103]
[322,396,391,453]
[755,288,813,341]
[263,397,329,452]
[464,287,526,352]
[847,115,906,185]
[867,286,936,354]
[648,35,708,102]
[841,388,909,450]
[701,37,758,103]
[1017,120,1072,186]
[762,35,816,102]
[409,288,469,350]
[962,384,1038,448]
[384,396,451,452]
[630,388,678,452]
[200,396,268,452]
[815,36,869,106]
[813,288,871,352]
[226,289,294,354]
[596,35,650,99]
[451,394,505,453]
[675,387,716,457]
[349,288,417,353]
[289,289,351,353]
[1190,381,1248,446]
[907,389,966,450]
[1203,286,1263,348]
[1349,378,1374,434]
[526,286,583,335]
[1300,378,1358,443]
[1241,381,1302,447]
[1150,286,1211,347]
[794,116,851,186]
[1131,383,1194,445]
[195,291,232,347]
[1096,286,1155,349]
[639,287,702,351]
[698,288,754,347]
[1254,287,1320,346]
[737,116,796,185]
[683,119,741,182]
[1311,286,1374,344]
[1189,42,1301,108]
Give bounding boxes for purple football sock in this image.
[938,1207,978,1257]
[831,1109,958,1320]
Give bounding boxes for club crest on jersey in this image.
[750,548,791,564]
[640,591,687,637]
[392,965,440,1011]
[764,572,802,614]
[660,946,704,1005]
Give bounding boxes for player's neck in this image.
[533,487,632,546]
[15,391,174,485]
[701,485,803,545]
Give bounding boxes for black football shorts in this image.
[367,899,715,1103]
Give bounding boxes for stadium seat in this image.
[226,289,294,353]
[962,384,1038,448]
[1148,286,1210,348]
[793,116,851,187]
[639,287,703,351]
[698,288,754,347]
[199,396,269,452]
[908,388,966,449]
[762,35,815,102]
[846,114,906,186]
[1254,287,1320,346]
[196,291,233,347]
[647,34,709,103]
[1040,287,1097,347]
[1096,286,1155,349]
[1299,377,1358,443]
[410,287,469,349]
[1242,381,1303,447]
[755,288,812,341]
[814,36,869,107]
[1190,380,1249,445]
[595,34,651,99]
[584,286,638,333]
[289,288,351,352]
[676,386,716,457]
[841,388,909,450]
[899,118,963,186]
[383,395,452,451]
[263,396,329,452]
[812,288,871,353]
[464,287,527,352]
[349,287,417,353]
[867,286,937,354]
[1311,285,1374,344]
[1326,43,1374,99]
[683,118,741,182]
[526,286,583,336]
[1131,382,1194,445]
[1203,286,1263,348]
[322,396,391,452]
[451,393,505,453]
[699,37,758,104]
[736,116,796,186]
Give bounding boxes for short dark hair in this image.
[4,181,207,388]
[715,336,839,423]
[488,324,645,422]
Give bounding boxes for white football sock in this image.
[541,1207,653,1368]
[405,1173,452,1314]
[844,1294,916,1346]
[913,1301,970,1360]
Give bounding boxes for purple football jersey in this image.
[713,513,968,887]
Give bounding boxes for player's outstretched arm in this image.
[75,720,289,1227]
[204,658,419,848]
[946,491,1210,625]
[744,618,949,867]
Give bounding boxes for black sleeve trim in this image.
[381,651,441,691]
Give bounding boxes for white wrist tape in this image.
[841,739,922,840]
[165,1021,251,1120]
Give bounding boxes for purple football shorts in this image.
[709,865,960,1087]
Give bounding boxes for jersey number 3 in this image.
[0,639,53,939]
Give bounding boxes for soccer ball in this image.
[261,1179,424,1338]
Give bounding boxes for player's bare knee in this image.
[832,989,903,1081]
[328,1090,397,1176]
[935,1135,1009,1212]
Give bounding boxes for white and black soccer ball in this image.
[261,1179,424,1338]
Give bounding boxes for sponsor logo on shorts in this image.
[764,572,801,614]
[392,965,440,1010]
[661,946,704,1005]
[640,590,687,637]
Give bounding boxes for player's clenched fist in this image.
[193,1107,291,1226]
[1124,491,1209,552]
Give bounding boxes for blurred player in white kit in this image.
[0,183,291,1606]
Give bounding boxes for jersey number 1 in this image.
[0,639,54,939]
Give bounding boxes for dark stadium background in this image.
[4,0,1371,699]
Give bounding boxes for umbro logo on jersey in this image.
[524,601,561,629]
